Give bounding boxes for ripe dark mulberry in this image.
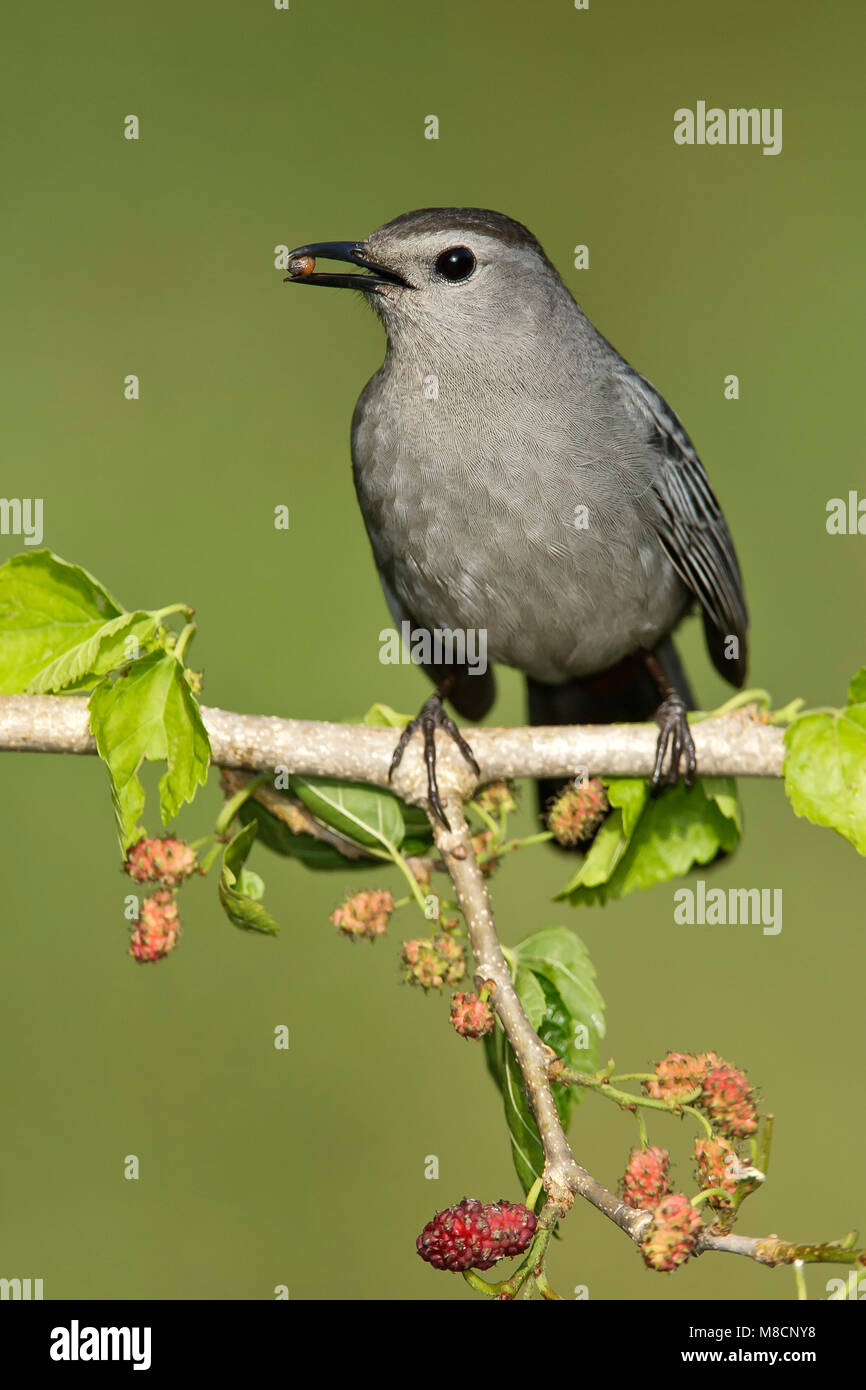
[417,1198,537,1272]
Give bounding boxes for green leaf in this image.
[784,701,866,855]
[609,777,650,837]
[848,668,866,706]
[361,702,413,728]
[556,777,741,906]
[28,611,160,693]
[484,1025,545,1194]
[700,777,743,834]
[0,550,123,692]
[237,799,371,869]
[156,659,211,824]
[513,966,547,1030]
[513,926,606,1042]
[88,652,210,848]
[290,774,404,852]
[357,705,433,844]
[486,929,606,1193]
[218,821,279,934]
[536,976,600,1080]
[238,868,265,900]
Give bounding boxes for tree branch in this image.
[6,690,836,1282]
[429,793,648,1233]
[0,696,784,800]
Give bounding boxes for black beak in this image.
[283,240,411,290]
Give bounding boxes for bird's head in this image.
[284,207,567,345]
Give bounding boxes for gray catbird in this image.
[284,208,748,828]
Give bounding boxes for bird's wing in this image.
[614,366,748,687]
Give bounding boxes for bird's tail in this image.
[526,638,696,817]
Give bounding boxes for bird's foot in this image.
[651,694,697,792]
[388,692,480,830]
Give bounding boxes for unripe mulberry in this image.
[402,934,466,990]
[546,779,609,846]
[621,1146,671,1211]
[700,1065,758,1138]
[125,836,196,887]
[694,1137,739,1210]
[450,993,495,1039]
[417,1198,537,1272]
[331,889,394,940]
[640,1193,702,1272]
[644,1051,723,1103]
[474,781,518,816]
[130,890,180,963]
[471,830,500,875]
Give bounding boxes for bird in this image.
[283,208,748,829]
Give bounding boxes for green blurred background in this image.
[1,0,863,1301]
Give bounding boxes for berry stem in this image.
[460,1208,558,1300]
[472,830,554,868]
[754,1113,774,1175]
[467,799,502,841]
[173,622,196,665]
[691,1187,730,1208]
[535,1269,563,1300]
[793,1261,808,1301]
[634,1109,649,1149]
[151,602,194,623]
[215,772,270,836]
[197,839,225,875]
[555,1065,703,1122]
[692,687,773,720]
[682,1104,714,1139]
[384,842,434,917]
[525,1176,544,1212]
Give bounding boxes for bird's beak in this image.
[282,240,411,290]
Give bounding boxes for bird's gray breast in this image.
[351,357,688,684]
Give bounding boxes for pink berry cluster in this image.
[125,835,196,887]
[546,779,609,846]
[645,1050,759,1137]
[402,935,466,990]
[449,992,495,1039]
[124,837,197,964]
[129,890,180,964]
[621,1051,761,1270]
[331,889,394,940]
[640,1193,703,1273]
[694,1137,740,1212]
[621,1145,671,1211]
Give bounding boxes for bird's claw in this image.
[388,693,480,830]
[650,694,697,792]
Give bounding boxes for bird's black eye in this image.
[434,246,476,282]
